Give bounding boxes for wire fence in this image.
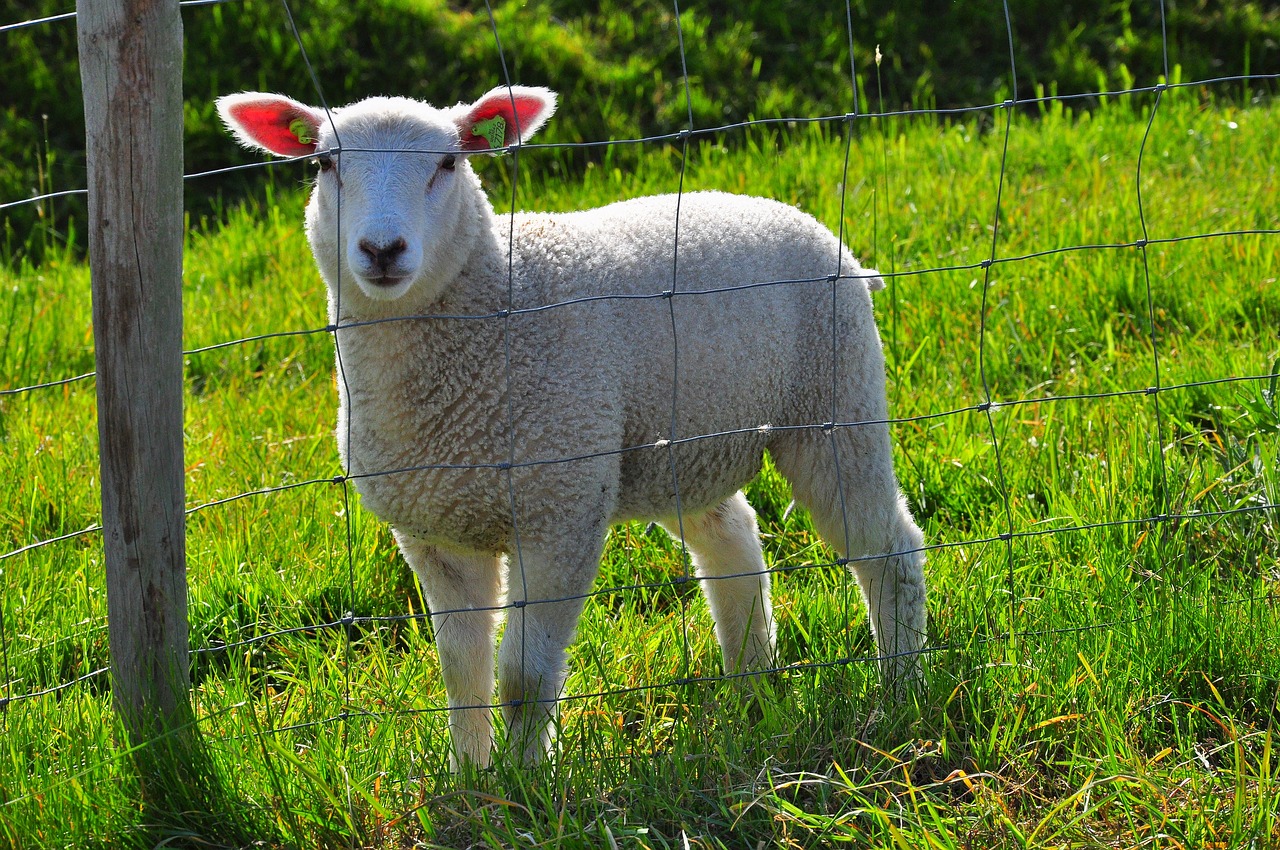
[2,0,1278,806]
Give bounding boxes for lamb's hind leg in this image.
[773,430,927,691]
[662,491,775,673]
[395,531,504,769]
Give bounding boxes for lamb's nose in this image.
[358,237,407,273]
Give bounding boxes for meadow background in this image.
[1,1,1278,847]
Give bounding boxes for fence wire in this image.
[1,0,1277,798]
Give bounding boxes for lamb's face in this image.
[305,98,469,304]
[218,86,557,307]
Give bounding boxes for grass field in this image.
[1,91,1278,848]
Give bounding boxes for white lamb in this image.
[218,85,928,767]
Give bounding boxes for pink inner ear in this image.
[229,101,319,157]
[459,93,547,152]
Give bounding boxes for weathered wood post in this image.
[77,0,191,750]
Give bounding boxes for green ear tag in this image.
[472,115,507,150]
[289,117,314,145]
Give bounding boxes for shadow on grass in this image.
[91,714,279,850]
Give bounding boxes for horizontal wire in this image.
[3,366,1275,562]
[4,225,1275,397]
[0,666,109,711]
[0,0,243,34]
[16,498,1270,698]
[14,577,1276,717]
[4,71,1275,212]
[207,587,1280,743]
[0,370,95,397]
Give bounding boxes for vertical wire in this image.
[844,0,861,119]
[1137,6,1171,511]
[481,0,533,739]
[1136,90,1170,547]
[975,114,1018,653]
[874,47,897,381]
[863,22,898,689]
[1158,0,1170,83]
[1143,0,1176,687]
[667,0,696,691]
[977,0,1021,659]
[0,552,8,728]
[279,0,356,764]
[829,0,860,674]
[1001,0,1019,100]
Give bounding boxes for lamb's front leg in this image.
[496,534,604,764]
[395,531,504,770]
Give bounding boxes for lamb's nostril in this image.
[358,237,408,273]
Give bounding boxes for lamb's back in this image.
[502,192,878,520]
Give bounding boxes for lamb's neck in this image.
[330,197,510,417]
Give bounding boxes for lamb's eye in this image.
[314,152,335,172]
[440,154,457,172]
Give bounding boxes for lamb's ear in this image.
[456,86,557,154]
[217,93,325,157]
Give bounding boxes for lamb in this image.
[217,85,928,768]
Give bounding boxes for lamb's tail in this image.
[859,265,886,292]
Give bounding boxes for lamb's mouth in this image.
[368,274,407,287]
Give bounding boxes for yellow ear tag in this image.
[472,115,507,150]
[289,118,314,145]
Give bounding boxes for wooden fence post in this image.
[77,0,190,749]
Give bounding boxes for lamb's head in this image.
[217,86,556,307]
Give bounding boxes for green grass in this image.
[2,91,1278,848]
